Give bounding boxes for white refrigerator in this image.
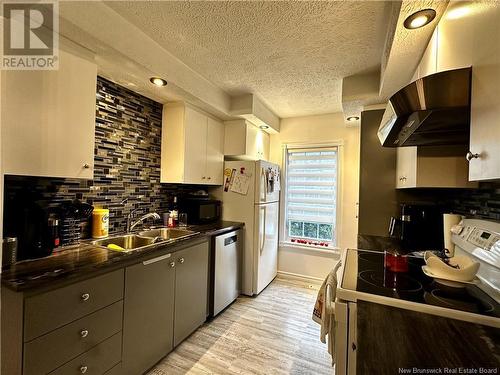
[217,160,280,296]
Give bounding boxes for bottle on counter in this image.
[47,213,60,251]
[92,208,109,238]
[171,196,179,223]
[167,211,176,228]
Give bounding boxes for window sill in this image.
[279,241,340,255]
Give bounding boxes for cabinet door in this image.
[2,49,96,179]
[183,107,208,184]
[396,147,417,189]
[122,253,175,375]
[174,242,209,347]
[467,4,500,181]
[206,117,224,184]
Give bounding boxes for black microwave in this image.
[181,198,221,224]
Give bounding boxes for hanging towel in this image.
[312,260,342,366]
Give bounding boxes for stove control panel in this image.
[462,226,500,251]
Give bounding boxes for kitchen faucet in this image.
[124,204,161,232]
[121,198,161,232]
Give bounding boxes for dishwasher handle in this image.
[224,235,238,246]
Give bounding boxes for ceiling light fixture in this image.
[149,77,168,87]
[259,125,269,130]
[346,116,360,122]
[446,6,471,20]
[404,9,436,29]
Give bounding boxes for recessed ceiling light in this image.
[447,6,471,20]
[346,116,360,122]
[259,125,269,130]
[404,9,436,29]
[149,77,167,87]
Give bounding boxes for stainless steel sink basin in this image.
[138,228,197,241]
[93,234,156,252]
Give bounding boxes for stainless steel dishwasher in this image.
[209,229,242,317]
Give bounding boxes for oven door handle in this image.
[325,284,336,315]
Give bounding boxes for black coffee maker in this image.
[4,199,56,260]
[389,203,444,253]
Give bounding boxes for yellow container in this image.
[92,208,109,239]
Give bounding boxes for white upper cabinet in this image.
[161,103,224,185]
[466,4,500,181]
[415,3,500,181]
[1,46,97,179]
[206,117,224,185]
[223,120,270,161]
[396,146,477,189]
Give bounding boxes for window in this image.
[283,146,338,248]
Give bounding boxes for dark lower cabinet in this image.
[122,240,209,374]
[122,253,176,375]
[2,239,210,375]
[173,242,209,347]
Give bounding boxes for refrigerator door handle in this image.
[260,168,267,202]
[260,206,266,254]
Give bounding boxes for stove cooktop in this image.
[343,249,500,318]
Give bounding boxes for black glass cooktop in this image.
[346,249,500,318]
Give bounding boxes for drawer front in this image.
[24,301,123,375]
[24,269,124,341]
[48,332,122,375]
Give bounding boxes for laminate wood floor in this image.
[148,278,333,375]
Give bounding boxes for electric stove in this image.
[344,249,499,317]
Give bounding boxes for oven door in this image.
[334,300,357,375]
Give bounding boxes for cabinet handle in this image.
[81,293,90,302]
[80,329,89,338]
[142,253,171,266]
[169,261,175,268]
[83,163,90,169]
[466,151,481,161]
[207,176,211,180]
[202,176,206,179]
[80,366,88,374]
[178,257,185,264]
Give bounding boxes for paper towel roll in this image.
[443,213,462,256]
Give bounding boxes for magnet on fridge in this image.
[240,167,245,174]
[224,168,232,177]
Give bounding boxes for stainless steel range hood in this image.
[377,67,472,147]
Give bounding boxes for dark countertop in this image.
[1,221,243,293]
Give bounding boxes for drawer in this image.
[24,269,124,341]
[24,301,123,375]
[48,332,122,375]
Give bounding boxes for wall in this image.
[269,112,360,280]
[3,77,201,245]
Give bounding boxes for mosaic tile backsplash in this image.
[4,77,203,243]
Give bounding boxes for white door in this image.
[183,107,207,184]
[206,117,224,185]
[255,161,280,203]
[254,202,279,294]
[2,49,97,179]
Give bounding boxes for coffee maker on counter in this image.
[3,199,60,261]
[389,203,444,253]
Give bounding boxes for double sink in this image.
[92,228,198,252]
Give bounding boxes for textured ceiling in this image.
[106,1,391,118]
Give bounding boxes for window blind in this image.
[285,146,338,245]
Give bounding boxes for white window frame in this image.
[279,141,343,253]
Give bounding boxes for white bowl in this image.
[424,251,480,282]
